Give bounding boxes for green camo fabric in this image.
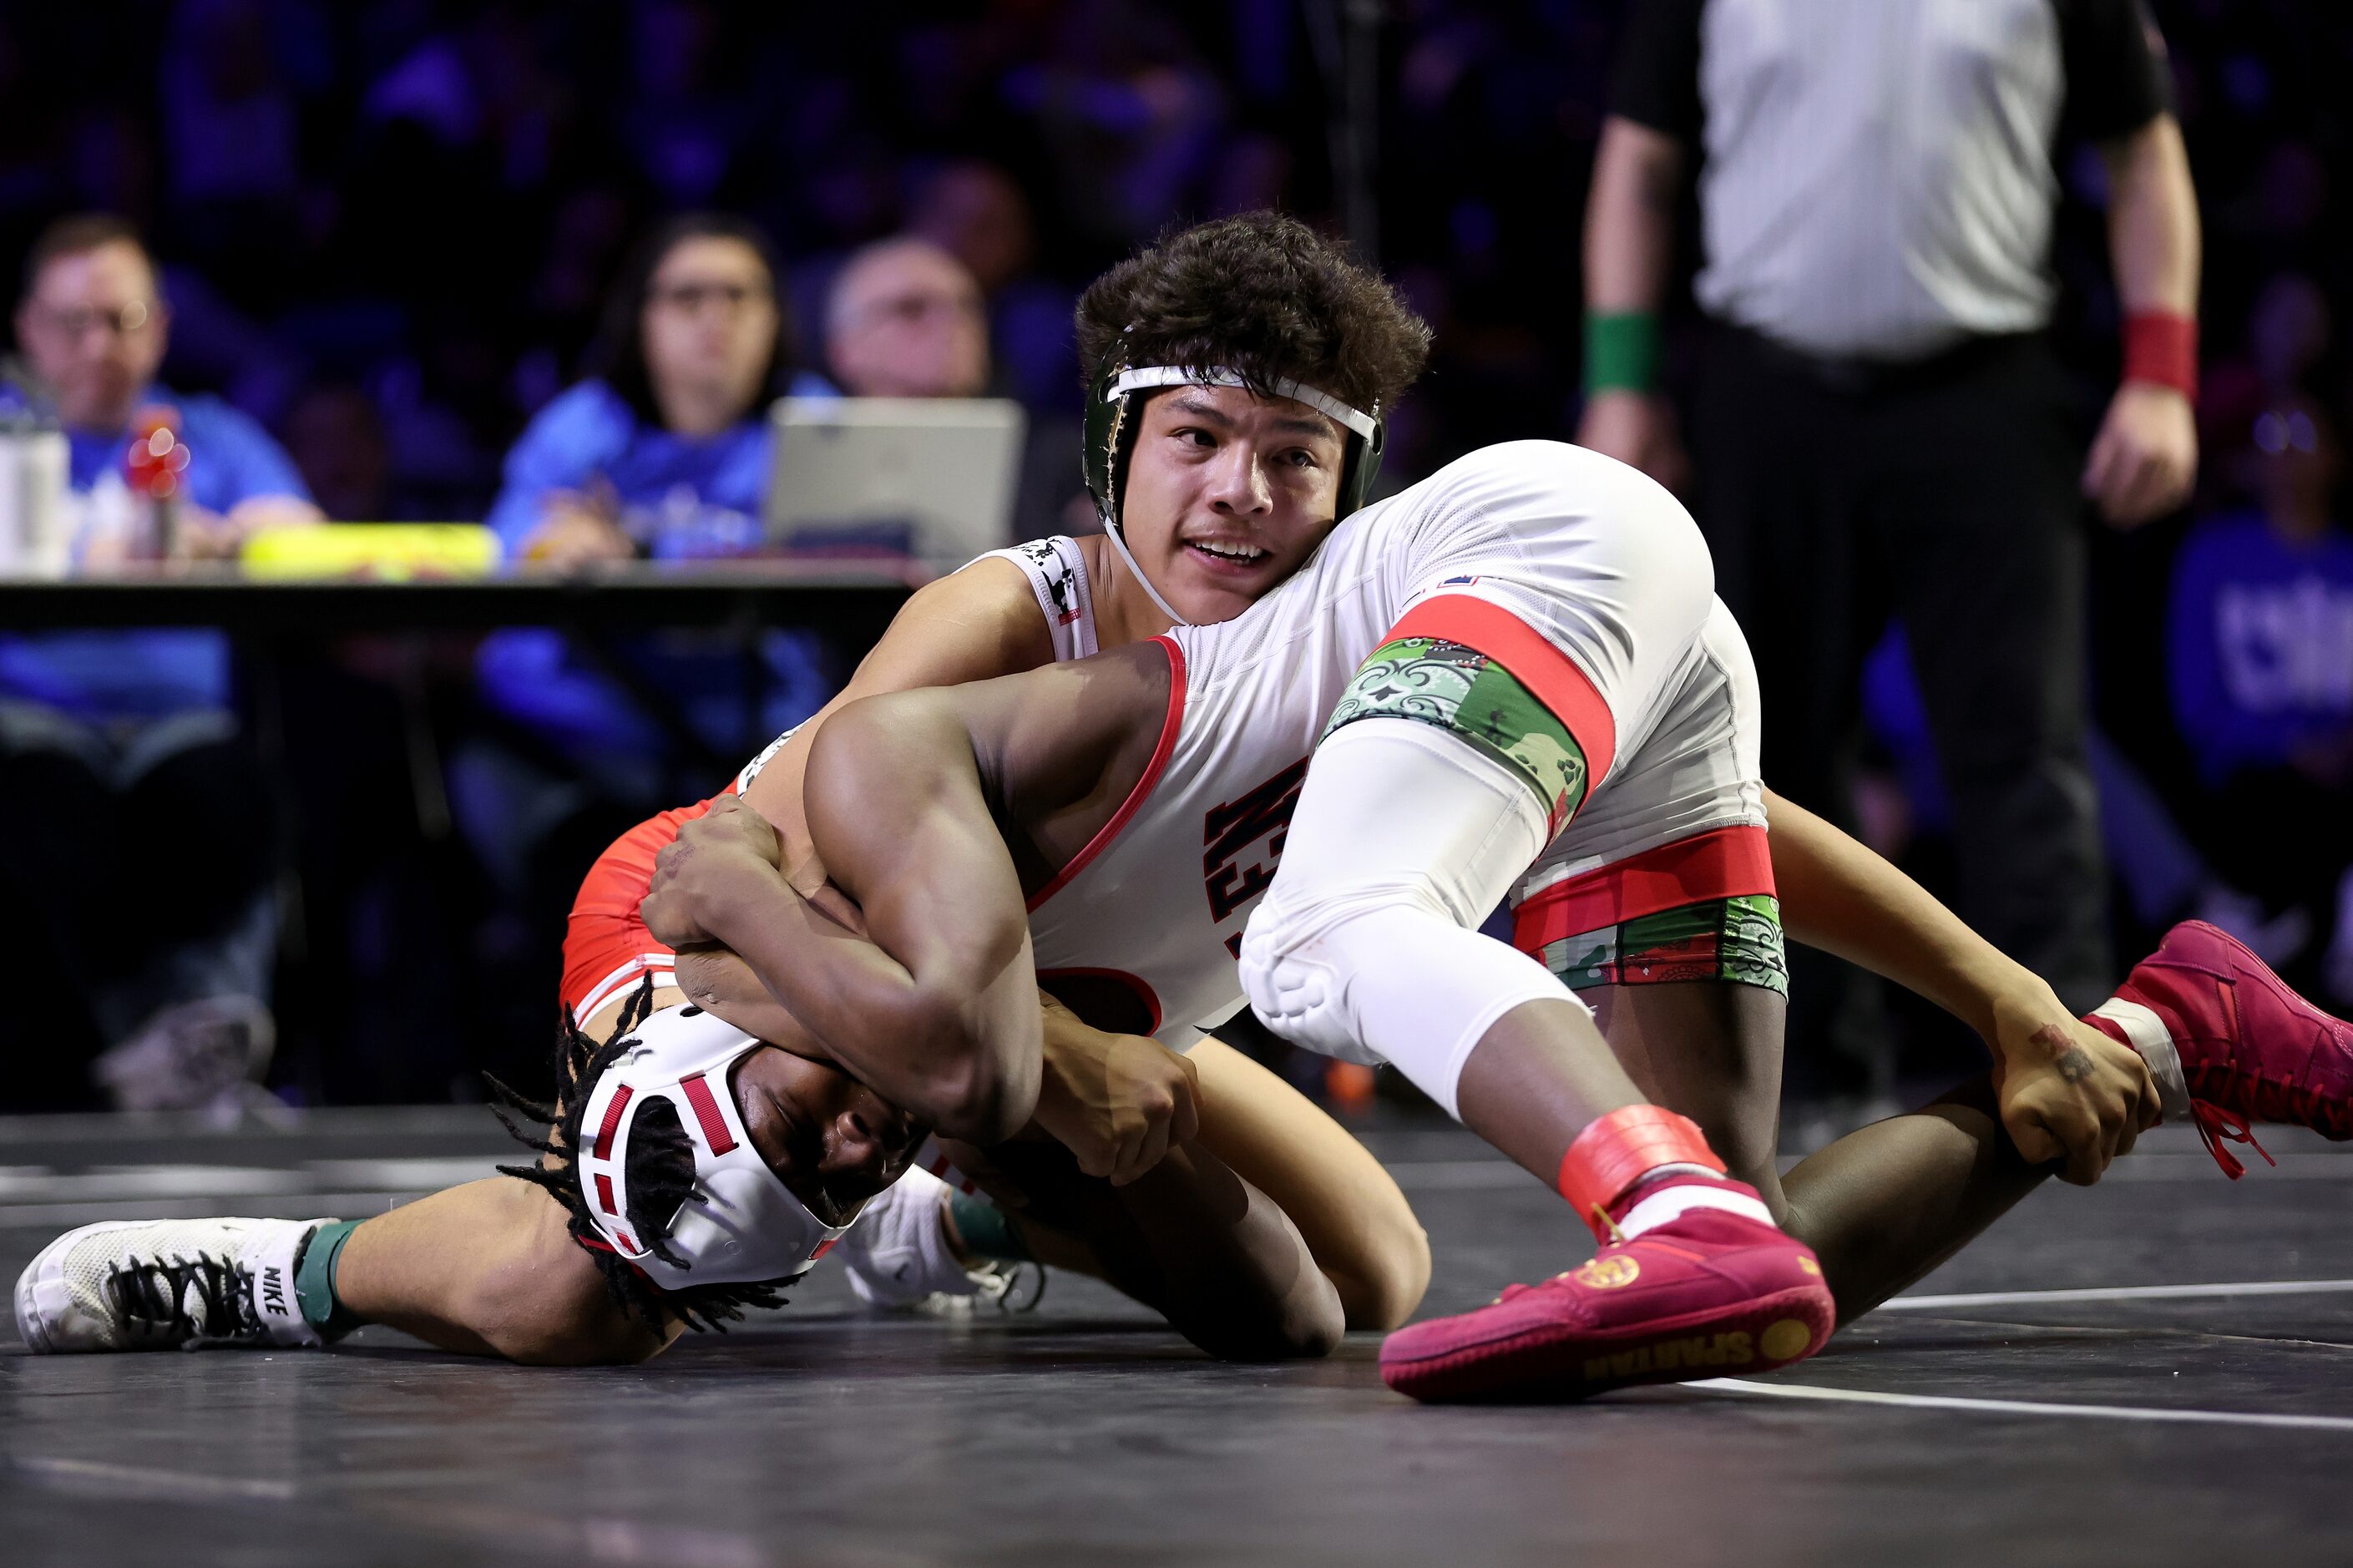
[1323,635,1589,832]
[1538,893,1789,996]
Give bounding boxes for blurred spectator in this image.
[817,236,989,400]
[908,159,1080,416]
[813,230,1090,539]
[491,212,792,566]
[1000,2,1229,256]
[459,215,828,985]
[2168,395,2353,1002]
[1579,2,2202,1095]
[278,381,396,523]
[159,0,302,299]
[0,212,320,1111]
[2248,273,2331,393]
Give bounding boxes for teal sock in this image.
[947,1192,1030,1262]
[293,1219,363,1342]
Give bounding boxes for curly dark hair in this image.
[1075,210,1430,417]
[486,980,791,1333]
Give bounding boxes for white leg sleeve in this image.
[1237,718,1581,1119]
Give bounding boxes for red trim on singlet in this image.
[559,799,721,1016]
[1025,636,1189,912]
[1035,967,1165,1034]
[590,1084,635,1161]
[1388,595,1619,790]
[1510,823,1775,953]
[680,1071,738,1156]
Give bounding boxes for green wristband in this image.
[1585,311,1660,394]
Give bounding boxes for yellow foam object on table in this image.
[240,524,500,580]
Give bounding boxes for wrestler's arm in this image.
[1762,787,2158,1181]
[663,647,1192,1168]
[660,559,1051,1032]
[676,692,1044,1142]
[741,557,1052,893]
[671,946,816,1055]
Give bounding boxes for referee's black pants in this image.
[1688,323,2111,1078]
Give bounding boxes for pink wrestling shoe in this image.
[1378,1173,1835,1404]
[2092,919,2353,1177]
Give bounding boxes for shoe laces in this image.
[104,1252,265,1348]
[2188,1097,2277,1181]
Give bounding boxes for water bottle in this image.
[0,407,68,577]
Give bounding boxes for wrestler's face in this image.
[1120,383,1348,625]
[731,1046,925,1227]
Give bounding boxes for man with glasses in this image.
[817,237,991,402]
[0,212,320,1112]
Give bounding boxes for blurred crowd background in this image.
[0,0,2347,1120]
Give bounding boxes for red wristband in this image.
[2122,311,2199,401]
[1556,1104,1724,1238]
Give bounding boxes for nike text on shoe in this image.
[15,1217,329,1353]
[2093,920,2353,1176]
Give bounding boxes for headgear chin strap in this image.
[573,1004,848,1290]
[1083,333,1385,627]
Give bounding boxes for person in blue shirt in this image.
[488,214,791,569]
[2168,394,2353,1004]
[462,214,832,954]
[0,214,321,1110]
[478,211,830,751]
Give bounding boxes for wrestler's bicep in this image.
[804,692,1030,998]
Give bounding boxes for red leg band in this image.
[1556,1105,1725,1237]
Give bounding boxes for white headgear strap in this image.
[1106,366,1379,440]
[574,1004,848,1290]
[1099,365,1379,629]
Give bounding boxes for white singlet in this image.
[1024,439,1767,1050]
[983,535,1099,663]
[733,535,1100,797]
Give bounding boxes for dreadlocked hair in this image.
[484,978,792,1333]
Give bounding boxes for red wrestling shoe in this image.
[1378,1175,1834,1404]
[2095,920,2353,1177]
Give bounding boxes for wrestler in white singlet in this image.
[1020,439,1774,1071]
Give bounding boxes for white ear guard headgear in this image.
[1083,332,1384,628]
[573,1005,849,1289]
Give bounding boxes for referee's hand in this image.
[2084,382,2198,528]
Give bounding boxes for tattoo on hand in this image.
[2030,1023,2096,1085]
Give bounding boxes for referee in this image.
[1576,0,2201,1067]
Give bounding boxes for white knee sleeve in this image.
[1237,719,1584,1118]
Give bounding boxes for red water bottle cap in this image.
[125,406,190,501]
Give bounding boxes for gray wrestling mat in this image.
[3,1107,2350,1565]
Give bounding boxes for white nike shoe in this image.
[835,1167,1040,1314]
[14,1216,330,1353]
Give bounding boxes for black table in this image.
[0,559,920,639]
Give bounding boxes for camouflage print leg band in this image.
[1323,636,1591,834]
[1536,894,1789,997]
